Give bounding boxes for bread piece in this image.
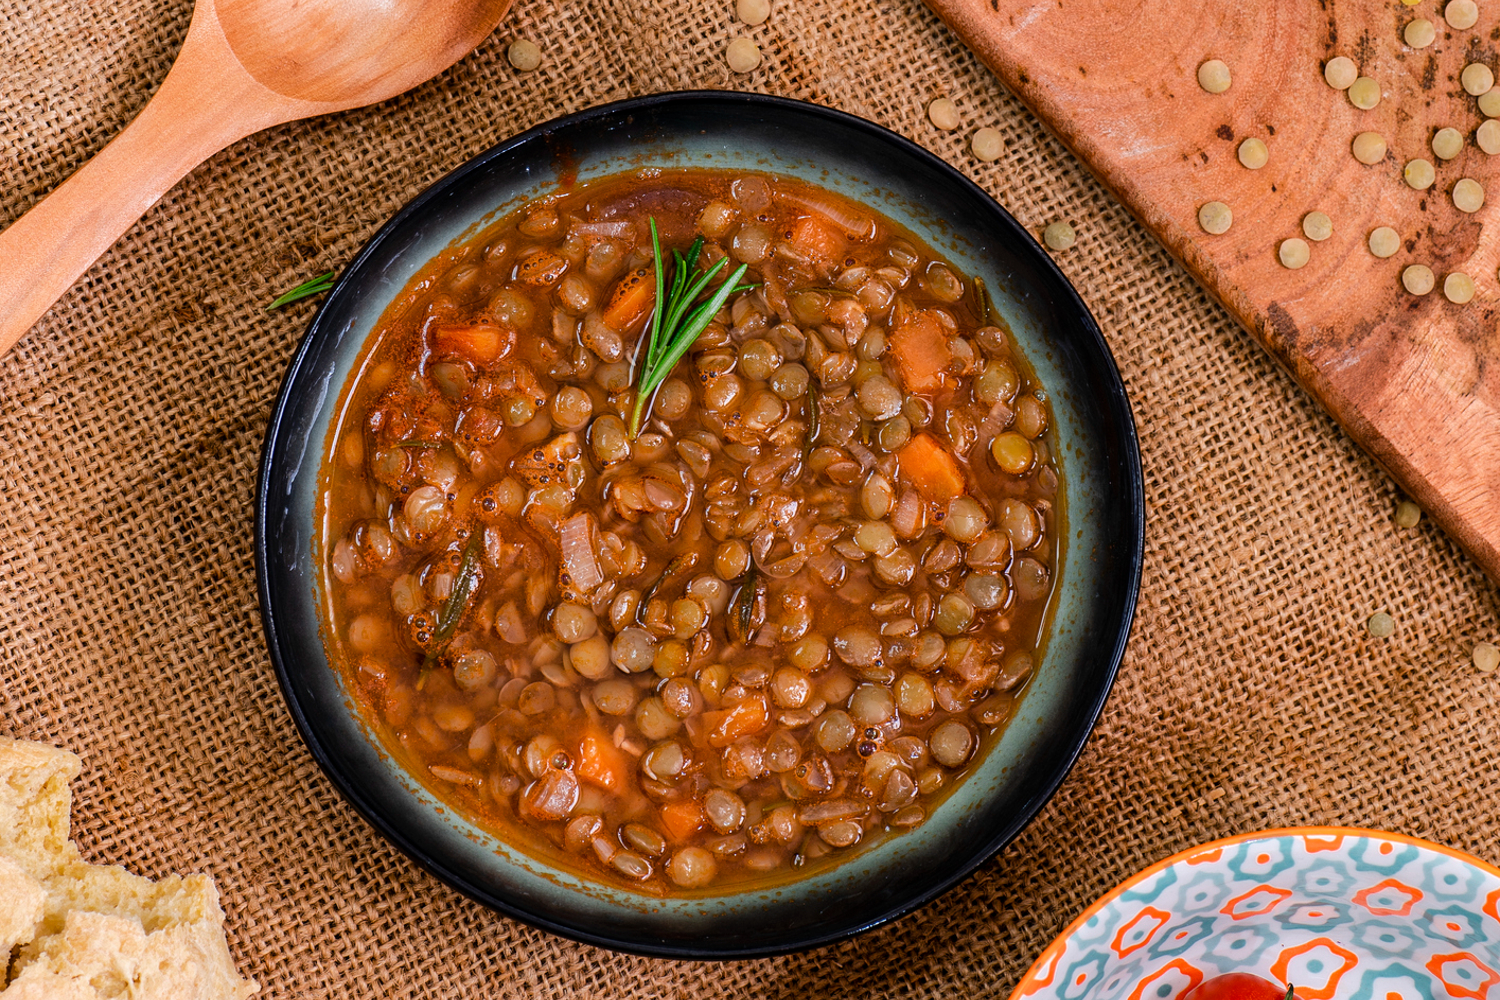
[0,738,82,878]
[0,854,45,961]
[2,907,257,1000]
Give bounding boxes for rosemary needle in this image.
[266,270,336,310]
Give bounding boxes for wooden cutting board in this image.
[927,0,1500,583]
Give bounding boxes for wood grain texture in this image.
[927,0,1500,581]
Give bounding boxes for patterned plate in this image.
[1013,828,1500,1000]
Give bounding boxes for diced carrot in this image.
[431,324,512,366]
[788,214,844,267]
[899,433,966,503]
[577,729,629,792]
[660,800,704,841]
[602,267,655,333]
[705,694,769,748]
[888,310,953,393]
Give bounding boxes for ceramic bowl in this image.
[1013,828,1500,1000]
[255,91,1144,957]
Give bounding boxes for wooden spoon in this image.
[0,0,513,359]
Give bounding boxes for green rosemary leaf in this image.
[422,529,484,670]
[396,440,443,449]
[266,270,335,310]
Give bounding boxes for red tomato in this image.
[1181,973,1299,1000]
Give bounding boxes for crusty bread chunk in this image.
[0,737,81,878]
[0,855,45,960]
[0,738,257,999]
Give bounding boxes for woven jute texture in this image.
[2,0,1498,996]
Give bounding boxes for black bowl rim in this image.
[254,89,1146,960]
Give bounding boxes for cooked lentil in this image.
[1446,0,1479,28]
[1368,227,1401,258]
[1324,56,1358,89]
[1198,201,1233,235]
[1279,238,1311,270]
[1405,18,1437,47]
[1394,500,1422,528]
[726,37,761,73]
[1454,177,1486,212]
[1042,222,1076,251]
[1238,138,1269,169]
[1198,59,1231,94]
[319,169,1060,893]
[1444,271,1476,303]
[927,98,960,131]
[1464,62,1496,95]
[1475,642,1500,673]
[1433,127,1464,160]
[1302,212,1333,242]
[971,127,1003,162]
[1404,158,1436,190]
[1352,132,1386,165]
[1367,612,1395,638]
[1403,264,1436,294]
[1348,77,1381,110]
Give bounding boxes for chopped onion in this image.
[778,191,877,240]
[559,512,604,593]
[569,220,635,239]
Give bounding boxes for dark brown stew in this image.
[318,169,1062,894]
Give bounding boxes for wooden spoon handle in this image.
[0,15,299,358]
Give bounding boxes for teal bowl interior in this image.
[255,91,1144,958]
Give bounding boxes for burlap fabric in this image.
[2,0,1498,995]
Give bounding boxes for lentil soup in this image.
[318,169,1062,894]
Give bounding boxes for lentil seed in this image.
[1481,89,1500,116]
[1474,642,1500,672]
[507,39,542,71]
[1351,132,1386,165]
[1479,120,1500,154]
[736,0,771,24]
[1446,0,1479,29]
[1197,59,1231,93]
[1405,18,1436,47]
[1042,222,1076,250]
[1347,77,1381,110]
[1394,500,1422,529]
[970,127,1003,162]
[1368,227,1400,258]
[1404,158,1436,190]
[927,97,960,131]
[1445,272,1477,303]
[1324,56,1358,89]
[726,37,762,73]
[1454,178,1486,213]
[1238,138,1269,169]
[1198,201,1233,235]
[1278,238,1311,270]
[1464,63,1496,95]
[1367,612,1396,638]
[1403,265,1436,295]
[1302,212,1333,242]
[1433,128,1464,160]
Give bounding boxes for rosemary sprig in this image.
[266,270,335,310]
[396,440,443,449]
[972,275,1002,327]
[420,529,485,677]
[627,219,754,437]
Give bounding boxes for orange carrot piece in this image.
[660,800,704,841]
[789,215,844,266]
[899,433,966,503]
[602,266,655,333]
[577,729,629,792]
[431,324,512,366]
[706,695,769,748]
[888,310,953,393]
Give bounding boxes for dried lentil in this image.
[1478,119,1500,153]
[1481,90,1500,117]
[1464,62,1496,95]
[1198,201,1233,235]
[1278,238,1311,270]
[927,97,960,131]
[507,39,542,72]
[1368,227,1401,258]
[1445,271,1477,303]
[1404,158,1436,190]
[1454,177,1486,213]
[1324,56,1358,89]
[1475,642,1500,673]
[1043,222,1076,250]
[1352,132,1386,164]
[1198,59,1232,94]
[1405,18,1437,46]
[1348,77,1381,109]
[726,37,761,73]
[736,0,772,25]
[1394,500,1422,528]
[971,127,1003,161]
[1367,612,1395,638]
[1446,0,1479,28]
[1402,264,1436,295]
[1302,211,1333,241]
[1433,127,1464,160]
[1238,137,1269,169]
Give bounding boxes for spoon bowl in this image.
[0,0,513,360]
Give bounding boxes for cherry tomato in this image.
[1181,973,1299,1000]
